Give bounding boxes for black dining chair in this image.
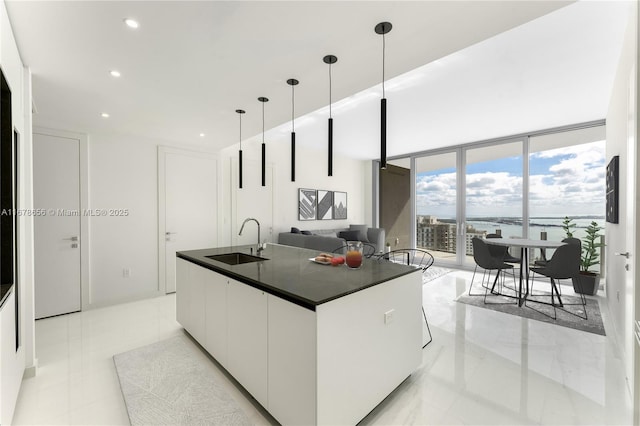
[535,237,581,266]
[486,233,521,290]
[532,237,581,296]
[375,248,434,348]
[332,242,377,258]
[469,237,517,305]
[527,242,584,320]
[486,233,522,265]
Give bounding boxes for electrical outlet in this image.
[384,309,395,324]
[123,268,131,278]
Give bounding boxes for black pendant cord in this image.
[375,22,392,170]
[329,61,333,176]
[258,97,269,187]
[236,109,245,189]
[287,79,299,182]
[382,30,386,99]
[262,100,265,187]
[324,54,337,177]
[329,62,333,119]
[381,27,387,169]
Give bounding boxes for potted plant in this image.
[575,221,605,295]
[562,216,576,238]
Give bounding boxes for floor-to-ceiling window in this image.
[528,126,606,270]
[465,141,523,264]
[378,121,606,268]
[415,152,458,263]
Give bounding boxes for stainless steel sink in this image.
[205,252,268,265]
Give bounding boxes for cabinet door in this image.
[204,269,227,366]
[268,295,317,425]
[187,265,206,343]
[175,259,205,343]
[227,279,268,407]
[175,258,190,329]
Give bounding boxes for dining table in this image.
[484,238,566,306]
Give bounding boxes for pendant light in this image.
[287,79,299,182]
[258,96,269,187]
[323,55,337,176]
[236,109,245,189]
[375,22,392,170]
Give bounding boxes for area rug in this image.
[113,334,251,426]
[423,266,451,284]
[457,281,605,336]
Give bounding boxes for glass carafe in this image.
[345,241,363,269]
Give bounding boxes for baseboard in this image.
[23,360,37,379]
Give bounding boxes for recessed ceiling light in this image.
[101,113,110,118]
[110,70,121,77]
[123,18,139,29]
[199,133,205,137]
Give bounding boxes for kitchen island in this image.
[177,243,422,425]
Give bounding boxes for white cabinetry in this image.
[175,258,205,342]
[1,290,22,425]
[176,258,421,426]
[203,271,227,366]
[175,258,189,328]
[178,262,268,406]
[268,295,316,425]
[227,280,268,407]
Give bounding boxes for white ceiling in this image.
[5,1,631,160]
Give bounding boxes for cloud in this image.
[416,141,605,217]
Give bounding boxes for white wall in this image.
[605,0,638,392]
[87,134,162,307]
[220,117,372,247]
[0,0,33,418]
[35,123,369,309]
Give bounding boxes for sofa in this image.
[277,225,386,254]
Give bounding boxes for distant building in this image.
[417,216,485,255]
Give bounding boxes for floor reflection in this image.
[361,269,631,425]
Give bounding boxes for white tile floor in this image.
[12,269,633,425]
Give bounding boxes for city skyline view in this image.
[416,140,606,219]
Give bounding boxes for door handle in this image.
[165,232,176,236]
[615,252,630,258]
[63,236,79,241]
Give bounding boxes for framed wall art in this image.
[333,191,347,220]
[298,188,317,221]
[316,190,333,220]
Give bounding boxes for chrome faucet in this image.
[239,218,263,254]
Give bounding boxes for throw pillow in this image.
[349,224,370,242]
[301,230,312,235]
[338,230,361,241]
[291,227,301,234]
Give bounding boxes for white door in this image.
[160,149,218,293]
[627,66,640,425]
[33,133,81,319]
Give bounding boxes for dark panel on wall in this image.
[606,155,619,224]
[0,69,13,286]
[13,129,19,350]
[380,164,410,249]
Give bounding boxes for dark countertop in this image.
[177,244,418,311]
[0,283,13,309]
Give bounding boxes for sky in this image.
[416,141,606,218]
